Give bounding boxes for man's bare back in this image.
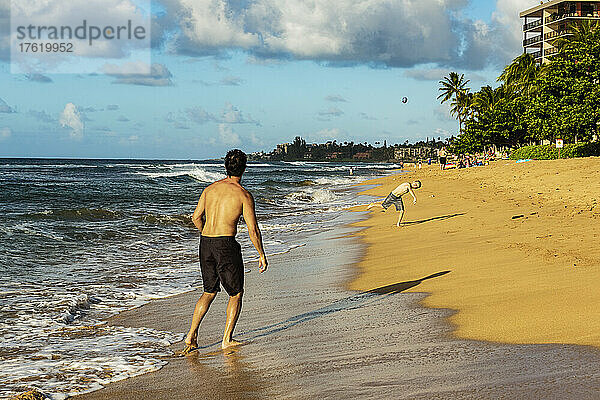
[193,178,248,237]
[192,177,267,271]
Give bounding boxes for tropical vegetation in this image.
[509,142,600,160]
[440,21,600,155]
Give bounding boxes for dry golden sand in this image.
[349,157,600,347]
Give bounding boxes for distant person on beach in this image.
[181,149,268,355]
[367,181,421,227]
[438,148,447,170]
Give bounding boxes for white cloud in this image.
[325,95,347,103]
[25,74,53,83]
[174,0,259,53]
[220,103,260,125]
[305,128,347,142]
[193,76,245,86]
[434,103,454,123]
[59,103,84,139]
[102,61,152,75]
[81,106,100,113]
[359,112,377,121]
[220,76,245,86]
[317,107,344,120]
[119,135,139,145]
[185,107,216,124]
[94,126,117,136]
[405,68,452,82]
[405,67,489,82]
[434,127,451,138]
[178,103,260,127]
[103,63,173,86]
[153,0,543,69]
[491,0,540,63]
[0,127,11,140]
[248,132,262,146]
[318,128,342,138]
[245,55,286,66]
[29,109,56,123]
[156,0,504,68]
[10,0,150,59]
[217,124,241,146]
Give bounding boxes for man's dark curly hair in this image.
[224,149,247,177]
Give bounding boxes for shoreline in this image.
[349,158,600,348]
[69,209,369,400]
[62,163,600,399]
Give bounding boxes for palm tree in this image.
[555,20,600,51]
[474,86,495,113]
[473,85,510,115]
[452,91,474,124]
[438,72,470,133]
[498,53,540,95]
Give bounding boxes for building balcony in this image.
[544,30,572,41]
[545,47,560,57]
[546,11,600,24]
[523,18,543,31]
[523,35,543,47]
[530,50,542,59]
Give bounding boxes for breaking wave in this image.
[137,167,225,182]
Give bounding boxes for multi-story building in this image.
[275,143,290,155]
[393,147,437,161]
[521,0,600,64]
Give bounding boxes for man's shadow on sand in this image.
[402,213,465,226]
[188,271,451,353]
[237,270,451,342]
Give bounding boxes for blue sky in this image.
[0,0,539,159]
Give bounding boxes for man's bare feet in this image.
[178,344,198,356]
[221,339,243,349]
[185,333,198,348]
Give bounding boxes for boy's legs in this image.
[396,210,405,227]
[367,202,384,210]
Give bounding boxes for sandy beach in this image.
[67,161,600,399]
[351,157,600,347]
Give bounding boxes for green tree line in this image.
[268,136,443,162]
[439,21,600,154]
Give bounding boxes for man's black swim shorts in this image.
[199,236,244,296]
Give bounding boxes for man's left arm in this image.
[192,191,206,232]
[408,188,417,204]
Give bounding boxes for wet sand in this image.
[351,157,600,348]
[72,197,600,399]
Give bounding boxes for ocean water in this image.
[0,159,399,399]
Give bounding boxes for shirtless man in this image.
[438,147,447,170]
[367,181,421,227]
[181,149,268,354]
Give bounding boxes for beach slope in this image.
[351,157,600,347]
